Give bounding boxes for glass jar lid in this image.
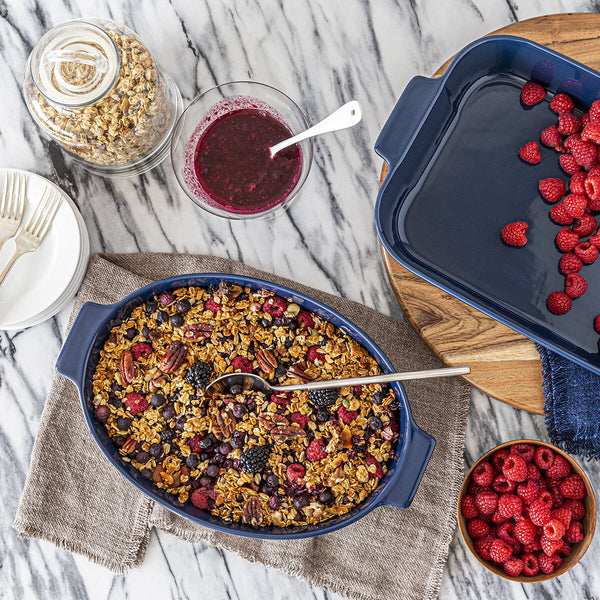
[30,20,120,107]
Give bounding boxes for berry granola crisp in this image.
[91,282,401,527]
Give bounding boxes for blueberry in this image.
[219,442,231,455]
[274,365,286,378]
[198,436,213,450]
[230,432,245,449]
[177,299,191,313]
[149,443,163,458]
[229,384,242,395]
[186,453,200,468]
[108,395,122,409]
[293,493,309,510]
[145,301,157,315]
[199,476,212,487]
[232,403,247,418]
[116,417,131,431]
[125,327,136,340]
[267,474,279,486]
[269,496,281,509]
[199,452,209,462]
[94,405,110,422]
[171,313,184,327]
[206,464,220,478]
[162,405,176,420]
[151,393,166,407]
[389,400,400,411]
[175,415,187,430]
[141,326,150,339]
[261,317,272,328]
[160,429,174,443]
[372,392,384,405]
[141,468,153,480]
[113,435,127,448]
[369,416,383,430]
[157,310,168,324]
[136,451,150,464]
[318,489,334,505]
[211,453,224,465]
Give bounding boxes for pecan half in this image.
[270,425,306,443]
[258,413,289,430]
[119,350,135,385]
[160,341,188,373]
[286,364,312,383]
[182,323,212,342]
[242,496,263,527]
[148,373,167,393]
[257,349,278,373]
[122,435,137,454]
[214,408,236,440]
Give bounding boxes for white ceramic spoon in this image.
[269,100,362,158]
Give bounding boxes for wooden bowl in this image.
[457,439,597,582]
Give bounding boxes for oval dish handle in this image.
[374,75,442,170]
[55,301,114,384]
[380,423,435,509]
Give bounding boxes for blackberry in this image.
[240,445,271,473]
[186,362,212,388]
[309,388,338,408]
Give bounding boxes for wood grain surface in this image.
[380,13,600,415]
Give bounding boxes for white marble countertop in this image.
[1,0,600,598]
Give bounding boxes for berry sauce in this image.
[193,108,302,213]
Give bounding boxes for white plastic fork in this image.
[0,186,61,287]
[0,172,26,251]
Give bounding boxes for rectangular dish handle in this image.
[380,423,435,508]
[55,301,114,383]
[374,75,442,170]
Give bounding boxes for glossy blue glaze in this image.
[55,274,434,539]
[375,35,600,376]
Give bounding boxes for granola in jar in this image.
[91,282,402,528]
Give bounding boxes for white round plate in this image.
[0,168,84,329]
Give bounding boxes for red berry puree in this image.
[193,108,302,213]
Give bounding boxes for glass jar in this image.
[24,18,183,177]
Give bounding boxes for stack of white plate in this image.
[0,168,90,330]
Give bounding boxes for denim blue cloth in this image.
[537,344,600,459]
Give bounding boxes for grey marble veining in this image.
[1,0,600,599]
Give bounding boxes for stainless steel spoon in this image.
[205,365,470,396]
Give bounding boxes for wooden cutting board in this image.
[380,13,600,415]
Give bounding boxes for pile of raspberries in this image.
[501,81,600,329]
[461,442,588,577]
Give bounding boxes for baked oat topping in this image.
[91,283,401,527]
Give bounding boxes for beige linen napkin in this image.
[15,253,470,600]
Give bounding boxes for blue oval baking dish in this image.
[55,273,435,539]
[376,35,600,376]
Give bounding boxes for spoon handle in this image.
[269,100,362,158]
[270,365,470,392]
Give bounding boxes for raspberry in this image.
[541,535,563,556]
[523,537,542,553]
[521,81,546,105]
[125,392,148,416]
[574,241,599,264]
[503,556,524,577]
[338,405,357,424]
[306,346,325,362]
[563,194,588,217]
[461,495,479,519]
[296,310,315,329]
[491,509,510,524]
[551,508,573,530]
[572,140,598,167]
[498,494,523,518]
[492,449,510,472]
[540,125,562,147]
[510,443,535,463]
[564,133,582,150]
[131,342,153,360]
[474,536,496,561]
[534,446,555,470]
[263,296,287,317]
[231,355,253,373]
[286,463,305,483]
[514,519,537,544]
[539,177,566,202]
[522,553,540,576]
[581,112,591,128]
[570,171,587,194]
[472,461,494,486]
[551,488,565,509]
[538,553,555,574]
[518,141,542,164]
[581,121,600,144]
[529,498,552,526]
[489,539,513,563]
[587,175,600,205]
[590,100,600,120]
[559,473,587,499]
[468,518,491,540]
[289,412,309,428]
[543,519,567,540]
[493,474,516,494]
[475,490,498,515]
[501,221,529,246]
[560,153,581,174]
[565,272,588,298]
[564,521,584,543]
[467,480,490,497]
[550,203,575,225]
[591,233,600,248]
[555,227,579,251]
[517,479,540,505]
[306,438,327,461]
[272,392,291,406]
[190,487,213,510]
[572,214,597,236]
[502,454,527,482]
[365,455,384,478]
[546,454,571,478]
[550,93,575,114]
[559,253,583,275]
[546,292,573,315]
[527,462,542,480]
[205,296,221,312]
[563,500,585,522]
[558,113,581,135]
[539,489,554,509]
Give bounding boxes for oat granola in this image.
[91,283,401,527]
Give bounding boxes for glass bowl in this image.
[170,81,313,219]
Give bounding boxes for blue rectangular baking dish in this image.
[375,35,600,376]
